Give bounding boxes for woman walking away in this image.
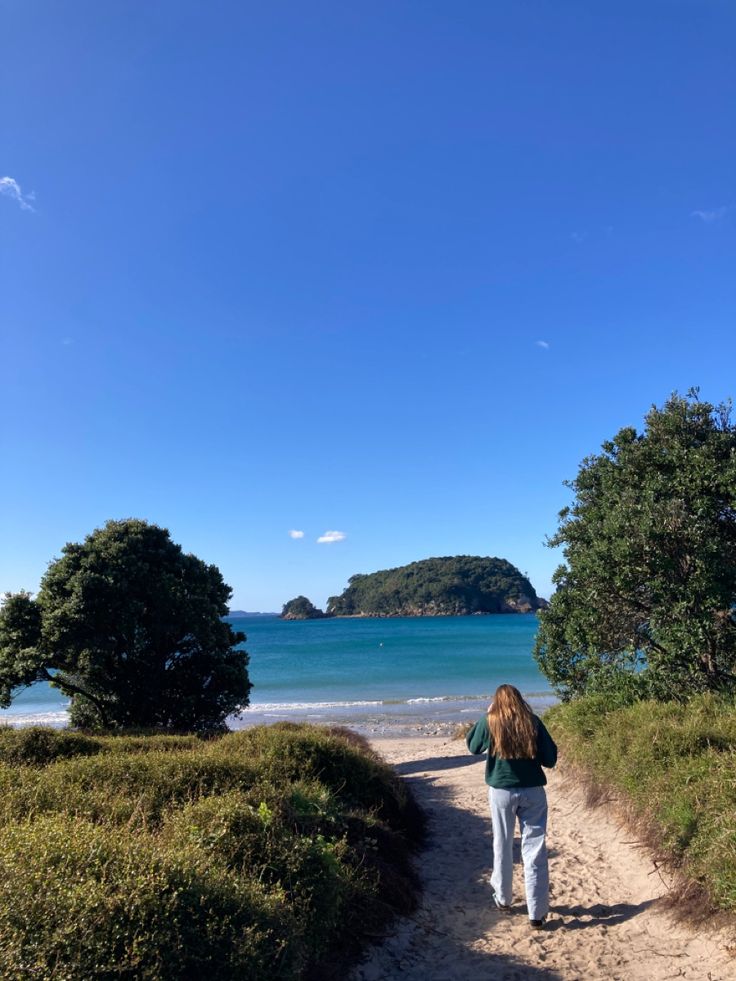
[466,684,557,929]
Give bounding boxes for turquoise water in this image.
[0,615,552,729]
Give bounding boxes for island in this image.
[280,596,331,620]
[326,555,548,617]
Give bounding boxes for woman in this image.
[466,684,557,929]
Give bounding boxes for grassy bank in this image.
[546,694,736,914]
[0,723,423,980]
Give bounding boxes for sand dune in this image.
[350,736,735,981]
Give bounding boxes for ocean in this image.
[0,614,554,732]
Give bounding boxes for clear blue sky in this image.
[2,1,734,610]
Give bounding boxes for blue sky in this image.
[2,1,734,610]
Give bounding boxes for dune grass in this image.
[0,723,423,980]
[545,693,736,914]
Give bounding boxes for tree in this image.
[534,391,736,701]
[0,519,252,731]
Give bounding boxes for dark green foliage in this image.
[0,724,422,979]
[546,694,736,911]
[280,596,329,619]
[0,751,261,828]
[0,519,251,731]
[327,555,544,616]
[217,723,424,834]
[0,726,101,766]
[0,815,294,981]
[535,392,736,701]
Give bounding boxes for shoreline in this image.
[277,610,545,620]
[0,692,558,736]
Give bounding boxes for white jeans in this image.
[489,785,549,920]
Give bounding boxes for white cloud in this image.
[317,530,346,544]
[0,176,35,212]
[691,206,730,222]
[536,340,550,350]
[288,529,304,539]
[571,230,587,243]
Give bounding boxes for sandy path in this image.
[350,736,735,981]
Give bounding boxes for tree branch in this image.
[41,668,109,729]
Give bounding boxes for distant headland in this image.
[226,610,277,618]
[280,556,548,619]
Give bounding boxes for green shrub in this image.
[0,726,101,766]
[547,693,736,911]
[101,733,206,754]
[219,724,424,837]
[163,791,359,959]
[0,814,299,981]
[0,723,422,978]
[0,750,260,828]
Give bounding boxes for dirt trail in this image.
[350,736,735,981]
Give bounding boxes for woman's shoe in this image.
[529,917,546,929]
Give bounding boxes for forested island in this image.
[325,556,547,617]
[280,596,329,620]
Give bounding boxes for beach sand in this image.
[350,735,736,981]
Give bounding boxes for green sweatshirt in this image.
[466,714,558,788]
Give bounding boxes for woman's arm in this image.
[536,718,558,768]
[466,715,491,755]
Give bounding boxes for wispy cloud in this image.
[571,230,587,244]
[691,206,730,222]
[536,340,550,350]
[0,176,35,212]
[288,529,304,539]
[317,530,346,544]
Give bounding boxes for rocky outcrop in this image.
[280,596,330,620]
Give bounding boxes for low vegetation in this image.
[0,723,423,980]
[546,693,736,914]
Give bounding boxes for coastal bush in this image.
[0,814,297,980]
[162,790,362,960]
[0,723,422,978]
[535,391,736,701]
[546,693,736,912]
[221,723,424,835]
[0,749,261,828]
[101,732,206,754]
[0,725,101,766]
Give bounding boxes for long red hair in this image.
[487,684,537,759]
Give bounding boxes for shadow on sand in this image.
[351,747,653,981]
[353,747,563,980]
[393,752,483,776]
[547,900,657,931]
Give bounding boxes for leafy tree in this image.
[0,519,251,731]
[534,391,736,701]
[280,596,328,619]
